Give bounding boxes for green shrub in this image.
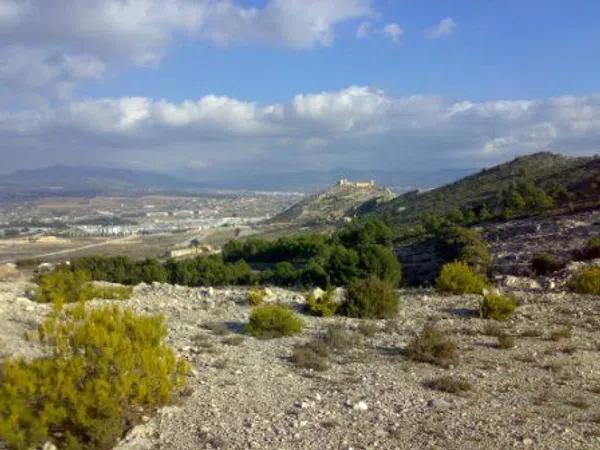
[325,245,360,286]
[404,323,457,367]
[479,293,517,321]
[266,262,301,286]
[342,276,399,319]
[583,237,600,260]
[436,261,488,294]
[247,287,266,306]
[531,253,564,275]
[358,244,402,286]
[306,289,338,317]
[568,266,600,295]
[0,303,188,450]
[437,226,491,275]
[246,304,304,338]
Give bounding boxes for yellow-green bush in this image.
[436,261,488,294]
[479,293,517,321]
[89,284,133,300]
[568,266,600,295]
[0,303,188,450]
[247,287,266,306]
[245,304,304,338]
[33,268,94,306]
[306,289,338,317]
[33,269,132,307]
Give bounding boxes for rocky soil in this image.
[2,277,600,449]
[485,208,600,276]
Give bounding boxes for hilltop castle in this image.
[337,178,376,188]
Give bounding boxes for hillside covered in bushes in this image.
[373,152,600,226]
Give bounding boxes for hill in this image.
[373,152,600,225]
[175,167,475,192]
[271,180,396,225]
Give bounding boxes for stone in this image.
[310,287,325,300]
[427,398,451,410]
[353,401,368,411]
[502,276,541,290]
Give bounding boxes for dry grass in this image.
[482,322,504,337]
[201,321,229,336]
[357,321,378,337]
[0,264,19,281]
[549,326,572,341]
[497,333,515,349]
[424,375,472,394]
[404,324,458,368]
[320,324,361,350]
[565,397,591,410]
[222,335,244,346]
[291,340,329,371]
[520,327,543,338]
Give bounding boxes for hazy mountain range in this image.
[0,165,476,201]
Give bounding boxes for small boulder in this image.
[501,275,541,291]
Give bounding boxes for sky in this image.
[1,0,600,178]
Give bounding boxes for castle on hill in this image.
[337,178,376,188]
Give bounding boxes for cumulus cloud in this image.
[425,17,457,39]
[382,23,403,43]
[2,87,600,173]
[0,0,372,99]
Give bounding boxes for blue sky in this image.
[1,0,600,177]
[85,0,600,103]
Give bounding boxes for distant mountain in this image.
[270,181,396,226]
[0,165,206,201]
[372,152,600,225]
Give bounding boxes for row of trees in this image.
[71,218,402,289]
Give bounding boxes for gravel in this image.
[1,280,600,449]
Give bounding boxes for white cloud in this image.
[200,0,373,49]
[2,87,600,173]
[0,46,104,97]
[425,17,457,39]
[382,23,403,43]
[0,0,29,24]
[356,21,371,39]
[0,0,372,97]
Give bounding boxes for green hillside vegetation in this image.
[68,218,402,290]
[374,153,600,226]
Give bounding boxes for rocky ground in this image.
[485,208,600,276]
[1,276,600,449]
